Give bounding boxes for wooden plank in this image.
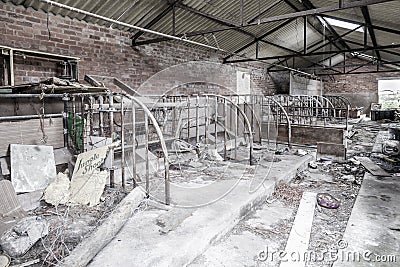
[0,118,64,157]
[355,156,391,177]
[280,192,316,267]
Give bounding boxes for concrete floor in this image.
[334,173,400,267]
[88,153,312,267]
[190,200,294,267]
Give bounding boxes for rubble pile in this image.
[0,143,127,266]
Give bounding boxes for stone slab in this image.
[10,144,57,193]
[280,192,316,267]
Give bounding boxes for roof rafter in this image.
[225,43,400,63]
[131,0,183,42]
[361,6,381,60]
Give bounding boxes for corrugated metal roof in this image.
[2,0,399,71]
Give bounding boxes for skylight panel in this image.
[319,17,364,32]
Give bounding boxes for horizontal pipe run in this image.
[0,113,62,121]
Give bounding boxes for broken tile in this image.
[43,172,71,206]
[0,216,48,257]
[0,180,27,236]
[10,144,56,193]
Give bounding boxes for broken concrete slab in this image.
[0,216,48,257]
[0,180,27,236]
[43,172,71,206]
[355,156,391,177]
[10,144,57,193]
[16,190,43,211]
[281,192,316,267]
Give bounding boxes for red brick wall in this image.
[0,1,272,95]
[323,58,399,94]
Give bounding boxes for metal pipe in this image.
[145,113,150,197]
[89,96,94,136]
[9,49,14,86]
[0,94,65,98]
[131,101,137,187]
[121,97,125,189]
[0,113,62,121]
[99,95,104,137]
[72,96,77,151]
[205,95,209,144]
[223,98,227,160]
[62,94,69,147]
[80,95,85,152]
[109,94,115,188]
[214,97,218,150]
[187,97,191,143]
[195,95,199,143]
[39,0,223,52]
[37,0,326,78]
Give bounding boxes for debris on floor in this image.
[43,172,71,206]
[316,193,340,209]
[0,216,49,257]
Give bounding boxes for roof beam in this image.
[225,43,400,63]
[243,0,395,27]
[299,0,350,50]
[320,14,400,36]
[176,3,258,40]
[316,69,400,76]
[223,18,297,61]
[281,0,342,50]
[361,6,381,60]
[267,25,362,71]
